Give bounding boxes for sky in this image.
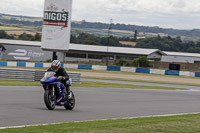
[0,0,200,30]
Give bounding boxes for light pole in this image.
[106,19,113,66]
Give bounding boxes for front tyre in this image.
[64,91,75,110]
[44,90,55,110]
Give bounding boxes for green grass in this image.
[1,113,200,133]
[0,80,185,90]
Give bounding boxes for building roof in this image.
[69,43,163,55]
[0,39,164,56]
[0,39,41,46]
[163,51,200,58]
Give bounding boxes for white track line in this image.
[1,112,200,129]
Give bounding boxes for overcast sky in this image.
[0,0,200,30]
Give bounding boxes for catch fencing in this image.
[0,68,81,83]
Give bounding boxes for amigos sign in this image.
[41,0,72,51]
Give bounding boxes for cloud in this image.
[0,0,44,17]
[0,0,200,29]
[72,0,200,29]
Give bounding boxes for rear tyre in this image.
[44,90,55,110]
[64,91,75,110]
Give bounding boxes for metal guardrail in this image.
[0,68,81,83]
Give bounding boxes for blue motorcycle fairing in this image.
[40,76,57,84]
[40,73,67,105]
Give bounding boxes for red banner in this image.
[43,21,68,27]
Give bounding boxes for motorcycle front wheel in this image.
[44,90,56,110]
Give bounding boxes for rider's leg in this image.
[62,80,72,99]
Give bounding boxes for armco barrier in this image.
[179,71,195,77]
[121,67,136,72]
[17,62,26,67]
[107,66,120,71]
[65,64,78,69]
[0,61,200,78]
[150,69,165,75]
[0,68,81,83]
[78,64,92,70]
[165,70,179,76]
[92,65,107,70]
[136,68,150,73]
[0,62,7,66]
[195,72,200,77]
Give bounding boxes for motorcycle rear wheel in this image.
[64,91,75,110]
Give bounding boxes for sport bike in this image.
[40,71,75,110]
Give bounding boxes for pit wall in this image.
[0,61,199,77]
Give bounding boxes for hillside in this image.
[0,13,200,41]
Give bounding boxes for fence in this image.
[0,68,81,83]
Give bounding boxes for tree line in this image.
[72,21,200,38]
[1,13,200,39]
[135,35,200,53]
[1,30,200,53]
[0,18,42,27]
[0,30,41,41]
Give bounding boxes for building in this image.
[0,39,165,62]
[162,51,200,63]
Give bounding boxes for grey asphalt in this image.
[1,85,200,128]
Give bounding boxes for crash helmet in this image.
[51,60,61,72]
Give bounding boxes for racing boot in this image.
[66,86,72,99]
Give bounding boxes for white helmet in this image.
[51,60,61,72]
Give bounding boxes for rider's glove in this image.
[58,76,66,80]
[58,76,63,80]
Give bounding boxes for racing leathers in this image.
[47,67,70,94]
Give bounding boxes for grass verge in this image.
[0,80,186,90]
[1,113,200,133]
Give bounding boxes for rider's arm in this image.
[62,68,69,81]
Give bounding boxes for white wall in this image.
[161,56,200,63]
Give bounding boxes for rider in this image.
[47,60,72,99]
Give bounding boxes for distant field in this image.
[0,26,35,31]
[72,27,133,37]
[104,29,134,34]
[2,15,42,22]
[119,41,136,46]
[6,30,41,36]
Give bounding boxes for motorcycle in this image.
[40,71,75,110]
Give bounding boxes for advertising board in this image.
[41,0,72,51]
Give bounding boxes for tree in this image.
[0,31,8,38]
[34,33,41,41]
[115,58,127,66]
[133,30,137,42]
[0,44,6,51]
[133,56,150,67]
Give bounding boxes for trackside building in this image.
[0,39,165,62]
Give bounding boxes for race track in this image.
[1,85,200,128]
